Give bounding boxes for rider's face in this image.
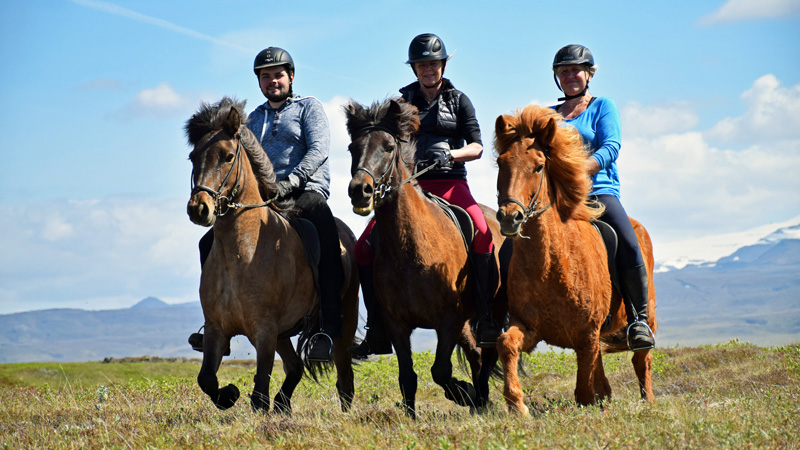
[413,60,444,88]
[556,64,591,96]
[259,66,294,105]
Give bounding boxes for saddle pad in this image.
[423,191,475,252]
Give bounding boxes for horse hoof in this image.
[445,380,477,407]
[214,384,240,410]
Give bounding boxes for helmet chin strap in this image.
[558,84,589,102]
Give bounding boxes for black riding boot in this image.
[348,265,392,359]
[620,264,655,351]
[188,231,218,354]
[471,252,501,348]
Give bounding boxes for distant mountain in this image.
[0,300,207,363]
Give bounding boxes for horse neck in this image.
[518,199,575,272]
[212,152,276,257]
[374,165,447,255]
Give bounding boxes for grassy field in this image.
[1,340,798,449]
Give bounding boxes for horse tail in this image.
[599,329,630,354]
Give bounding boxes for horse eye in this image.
[224,152,234,163]
[534,165,544,174]
[385,144,395,153]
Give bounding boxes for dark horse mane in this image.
[185,97,280,205]
[494,105,603,222]
[344,98,421,173]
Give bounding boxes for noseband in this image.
[498,151,552,234]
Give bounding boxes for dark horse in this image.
[344,98,507,418]
[494,105,657,414]
[185,97,360,413]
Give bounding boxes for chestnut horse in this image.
[185,97,359,413]
[494,105,656,414]
[344,98,507,418]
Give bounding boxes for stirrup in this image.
[189,325,205,352]
[307,332,334,362]
[472,318,501,348]
[626,320,655,351]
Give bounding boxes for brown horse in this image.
[494,105,657,414]
[185,97,359,413]
[344,98,507,418]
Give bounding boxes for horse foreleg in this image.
[274,338,303,414]
[632,349,655,402]
[197,327,240,410]
[433,324,475,408]
[574,336,603,406]
[250,332,278,413]
[332,334,355,412]
[390,330,417,419]
[497,324,533,415]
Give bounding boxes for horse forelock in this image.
[344,98,420,168]
[496,105,602,222]
[185,97,248,147]
[186,97,282,206]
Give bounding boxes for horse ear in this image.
[387,99,403,121]
[224,106,241,136]
[495,115,515,138]
[540,117,557,147]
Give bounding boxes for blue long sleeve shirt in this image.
[555,97,622,198]
[247,95,331,199]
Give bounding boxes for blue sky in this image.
[0,0,799,314]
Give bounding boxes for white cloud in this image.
[706,75,800,144]
[42,216,74,242]
[116,82,195,120]
[621,101,699,137]
[618,75,800,242]
[699,0,800,24]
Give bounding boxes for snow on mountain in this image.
[653,214,800,272]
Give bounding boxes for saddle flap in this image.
[423,191,474,252]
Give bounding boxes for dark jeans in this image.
[592,194,644,270]
[198,190,344,337]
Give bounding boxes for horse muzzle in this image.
[497,207,523,237]
[187,193,217,227]
[348,178,375,216]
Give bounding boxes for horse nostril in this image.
[496,210,505,222]
[512,210,524,224]
[362,183,374,197]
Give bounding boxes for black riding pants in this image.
[592,194,644,270]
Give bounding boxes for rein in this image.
[353,125,437,202]
[498,152,552,238]
[191,133,275,216]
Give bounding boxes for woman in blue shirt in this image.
[551,44,654,351]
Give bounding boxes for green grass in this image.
[1,340,798,449]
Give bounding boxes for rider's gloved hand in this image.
[276,180,295,200]
[428,148,453,169]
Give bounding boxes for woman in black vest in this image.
[350,34,500,358]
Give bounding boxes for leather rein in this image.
[190,132,275,216]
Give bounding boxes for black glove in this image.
[428,149,453,169]
[276,180,295,200]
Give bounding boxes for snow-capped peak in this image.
[653,214,800,272]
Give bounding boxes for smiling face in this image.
[258,66,294,106]
[556,64,591,96]
[413,59,444,88]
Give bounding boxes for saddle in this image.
[592,220,622,332]
[423,191,475,252]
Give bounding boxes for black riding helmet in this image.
[406,33,450,64]
[552,44,595,98]
[253,47,295,76]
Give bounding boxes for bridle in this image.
[498,150,552,237]
[190,132,274,216]
[352,125,439,202]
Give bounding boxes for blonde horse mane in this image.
[494,105,603,222]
